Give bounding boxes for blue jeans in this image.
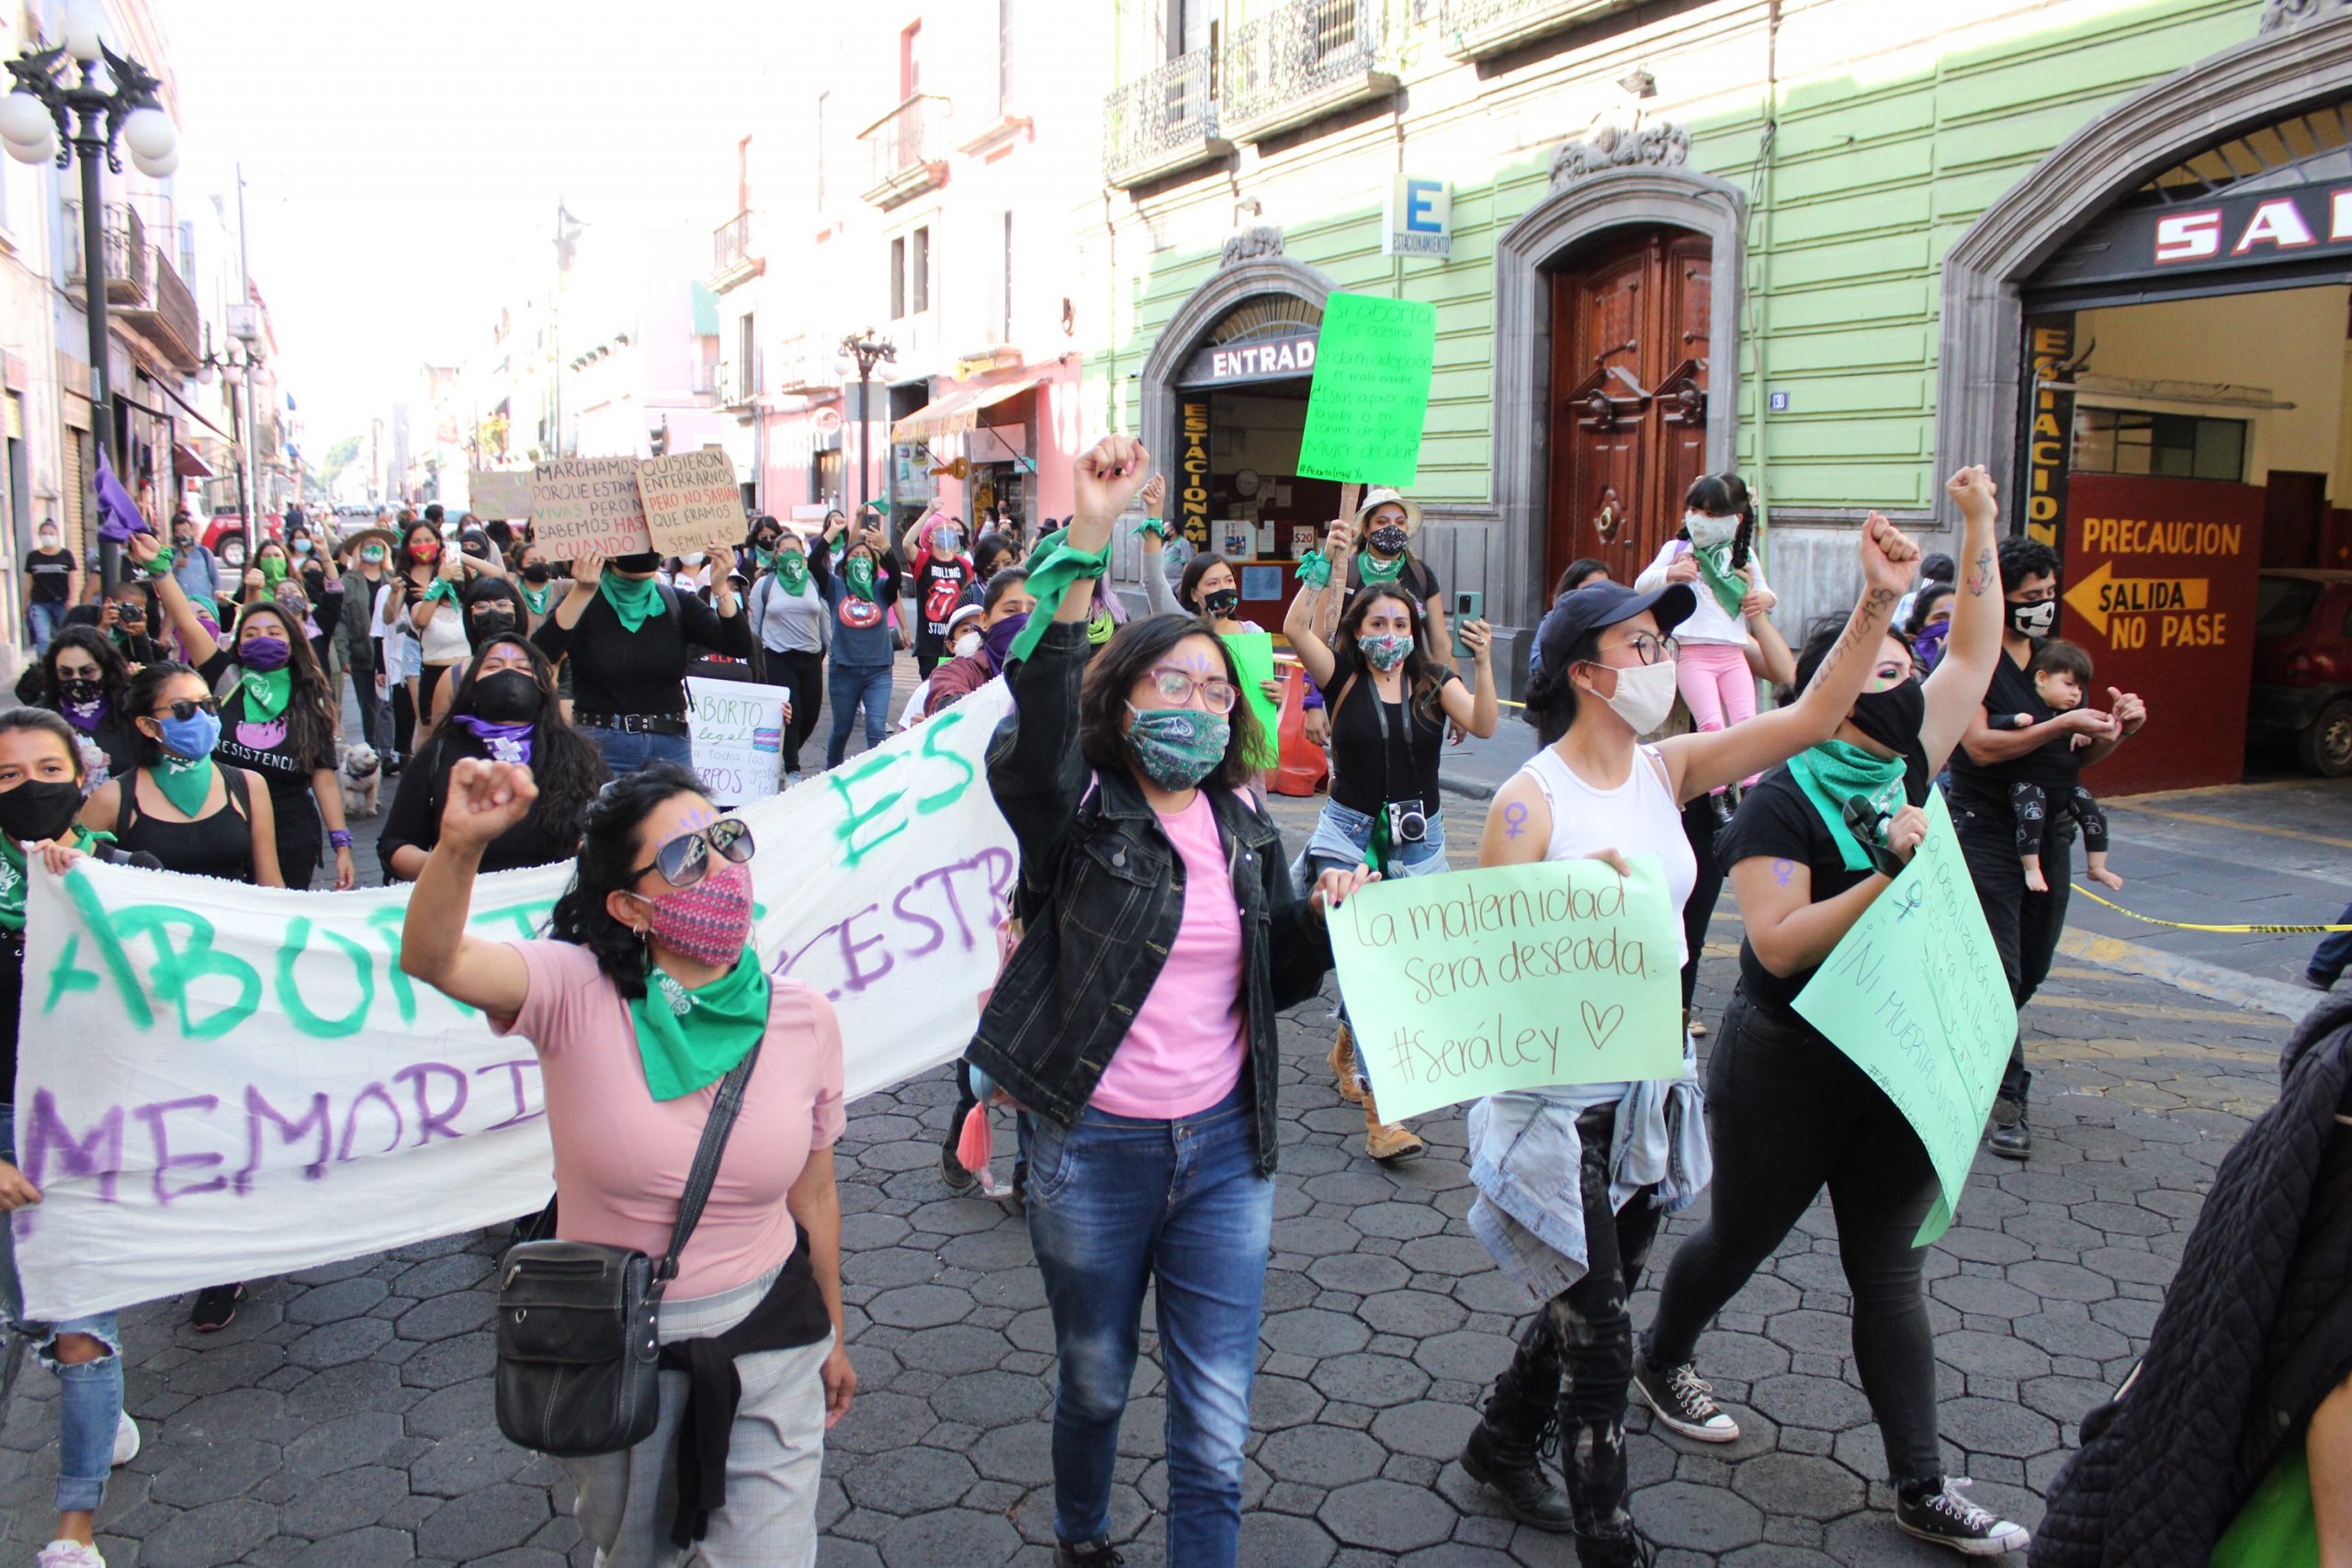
[1305,800,1449,1086]
[825,661,894,768]
[0,1103,124,1514]
[581,724,695,778]
[27,600,62,656]
[2312,900,2352,983]
[1021,1087,1272,1565]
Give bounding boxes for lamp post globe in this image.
[130,141,175,178]
[0,89,49,147]
[61,4,103,62]
[122,104,175,159]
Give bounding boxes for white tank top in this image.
[1515,742,1699,964]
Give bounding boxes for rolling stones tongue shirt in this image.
[917,555,974,645]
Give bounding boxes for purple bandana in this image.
[449,714,535,766]
[62,695,107,735]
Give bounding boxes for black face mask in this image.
[1202,588,1240,618]
[0,778,86,844]
[1368,524,1410,557]
[57,677,103,705]
[471,670,543,724]
[470,610,517,643]
[1849,678,1927,754]
[522,563,551,584]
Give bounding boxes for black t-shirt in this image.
[1324,642,1455,817]
[199,649,333,818]
[300,561,344,638]
[531,583,753,718]
[913,556,974,648]
[1947,645,2075,809]
[378,729,581,879]
[1721,745,1931,1019]
[25,547,74,604]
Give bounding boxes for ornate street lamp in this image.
[3,6,178,589]
[834,331,896,516]
[196,343,258,570]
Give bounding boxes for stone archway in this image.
[1489,160,1747,631]
[1138,249,1335,480]
[1935,10,2352,502]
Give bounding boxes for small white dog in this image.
[339,742,382,818]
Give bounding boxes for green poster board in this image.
[1224,630,1281,771]
[1330,856,1685,1122]
[1295,292,1439,490]
[1793,791,2019,1245]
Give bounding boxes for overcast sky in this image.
[162,0,771,450]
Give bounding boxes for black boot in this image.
[1574,1525,1657,1568]
[1460,1372,1574,1531]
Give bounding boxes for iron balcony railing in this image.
[61,200,145,306]
[863,95,941,185]
[1102,48,1224,186]
[1221,0,1383,133]
[712,211,755,279]
[1438,0,1632,61]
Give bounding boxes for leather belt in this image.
[575,713,690,737]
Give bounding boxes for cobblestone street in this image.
[0,761,2301,1564]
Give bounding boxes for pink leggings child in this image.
[1678,641,1759,787]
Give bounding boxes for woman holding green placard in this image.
[1635,466,2022,1559]
[1452,506,1923,1568]
[1283,512,1497,1162]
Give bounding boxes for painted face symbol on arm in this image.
[1772,858,1794,886]
[1502,801,1529,840]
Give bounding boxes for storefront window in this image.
[2071,406,2246,482]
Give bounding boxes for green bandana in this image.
[1297,550,1334,590]
[152,752,219,819]
[599,572,666,632]
[1359,549,1407,585]
[0,826,108,932]
[1785,739,1909,873]
[1089,610,1115,646]
[521,582,554,616]
[425,577,459,606]
[238,662,291,722]
[144,546,175,578]
[627,947,771,1101]
[261,556,288,585]
[1692,542,1748,619]
[774,552,810,595]
[1009,532,1114,663]
[843,555,877,603]
[753,547,775,571]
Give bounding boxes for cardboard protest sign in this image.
[1224,629,1280,771]
[1295,291,1438,490]
[686,675,789,805]
[637,449,743,556]
[13,682,1018,1320]
[469,469,533,520]
[1794,791,2018,1245]
[530,457,652,558]
[1333,857,1683,1122]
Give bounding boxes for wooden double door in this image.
[1545,225,1713,592]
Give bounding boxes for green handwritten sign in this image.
[1794,791,2018,1246]
[1295,292,1438,490]
[1225,630,1280,771]
[1331,857,1685,1122]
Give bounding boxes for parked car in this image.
[202,512,281,570]
[2251,568,2352,776]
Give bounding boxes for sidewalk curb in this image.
[1440,773,1498,802]
[2059,929,2321,1021]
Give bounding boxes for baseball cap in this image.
[1534,581,1696,678]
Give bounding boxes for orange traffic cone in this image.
[1271,666,1328,797]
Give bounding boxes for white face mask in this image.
[1685,512,1737,549]
[1589,657,1679,734]
[681,552,706,568]
[953,630,982,659]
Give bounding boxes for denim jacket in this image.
[966,619,1333,1174]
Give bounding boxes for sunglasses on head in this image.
[154,697,220,722]
[628,817,755,889]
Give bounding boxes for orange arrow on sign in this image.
[2063,559,2209,639]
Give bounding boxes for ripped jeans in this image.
[1,1102,125,1514]
[1493,1103,1662,1541]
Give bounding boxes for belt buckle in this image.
[624,715,647,735]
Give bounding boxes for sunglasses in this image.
[154,697,220,722]
[628,818,755,889]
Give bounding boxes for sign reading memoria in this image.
[636,448,743,555]
[530,457,652,558]
[468,470,533,520]
[1295,291,1438,490]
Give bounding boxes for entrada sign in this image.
[1178,332,1318,389]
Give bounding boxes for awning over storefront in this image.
[172,442,213,478]
[889,379,1035,444]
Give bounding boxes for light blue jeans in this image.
[26,601,62,656]
[0,1102,124,1514]
[582,724,695,778]
[1021,1086,1272,1566]
[826,661,894,767]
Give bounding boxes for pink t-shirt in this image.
[492,941,846,1298]
[1088,792,1248,1119]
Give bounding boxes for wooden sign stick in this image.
[1340,483,1361,524]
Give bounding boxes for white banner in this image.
[686,676,790,807]
[11,682,1016,1320]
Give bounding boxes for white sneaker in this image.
[111,1410,139,1467]
[37,1541,106,1568]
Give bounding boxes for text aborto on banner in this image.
[12,683,1019,1321]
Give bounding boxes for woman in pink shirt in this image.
[400,760,852,1566]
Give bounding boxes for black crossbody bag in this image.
[493,1040,762,1456]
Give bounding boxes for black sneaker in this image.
[2301,969,2337,992]
[188,1282,244,1332]
[1574,1524,1657,1568]
[938,1137,976,1195]
[1896,1478,2029,1555]
[1054,1538,1125,1567]
[1986,1096,2031,1160]
[1631,1349,1739,1442]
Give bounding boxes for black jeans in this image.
[1643,992,1942,1484]
[1679,793,1725,1014]
[765,648,825,773]
[1953,798,2074,1107]
[1496,1104,1662,1541]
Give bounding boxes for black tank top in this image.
[114,765,257,884]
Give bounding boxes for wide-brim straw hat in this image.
[1355,487,1423,535]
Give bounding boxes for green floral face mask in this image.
[1124,705,1228,790]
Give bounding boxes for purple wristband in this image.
[329,829,352,850]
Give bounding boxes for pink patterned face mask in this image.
[635,857,754,966]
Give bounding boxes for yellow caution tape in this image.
[2071,883,2352,934]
